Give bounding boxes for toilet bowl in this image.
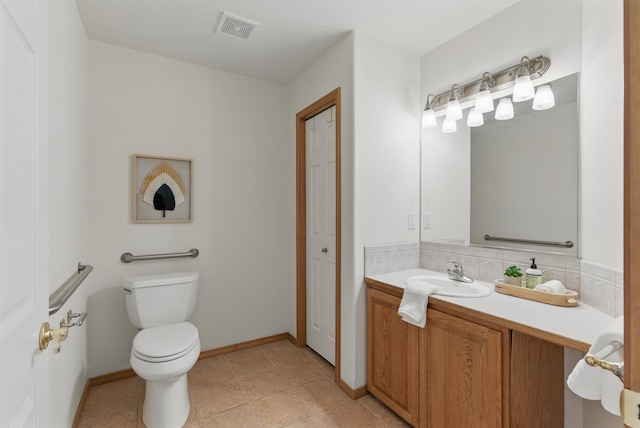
[130,322,200,428]
[124,271,200,428]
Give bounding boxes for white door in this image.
[306,106,336,365]
[0,0,49,426]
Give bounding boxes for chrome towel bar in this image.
[120,248,199,264]
[484,234,574,248]
[49,263,93,316]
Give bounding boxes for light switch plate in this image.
[408,212,417,229]
[622,388,640,427]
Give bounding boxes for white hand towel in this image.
[567,316,624,416]
[397,280,440,328]
[534,280,567,294]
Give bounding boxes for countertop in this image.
[365,268,615,352]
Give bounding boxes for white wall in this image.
[288,32,421,389]
[47,1,90,426]
[580,0,624,270]
[352,34,421,386]
[86,41,293,377]
[288,32,357,382]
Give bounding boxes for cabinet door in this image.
[421,309,503,428]
[367,287,419,426]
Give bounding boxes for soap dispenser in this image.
[525,258,542,289]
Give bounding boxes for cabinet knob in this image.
[321,247,328,253]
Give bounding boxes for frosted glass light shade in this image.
[532,84,555,110]
[445,99,463,121]
[467,108,484,127]
[422,109,437,128]
[442,118,457,133]
[495,98,514,120]
[512,75,535,102]
[475,89,494,113]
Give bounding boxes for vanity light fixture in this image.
[467,107,484,127]
[421,54,552,133]
[445,84,463,121]
[532,84,555,110]
[422,94,437,128]
[475,72,495,113]
[512,57,536,102]
[495,98,514,120]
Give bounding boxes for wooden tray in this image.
[493,280,579,307]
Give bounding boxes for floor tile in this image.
[76,339,404,428]
[198,404,261,427]
[190,380,248,418]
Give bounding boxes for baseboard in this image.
[70,381,91,428]
[338,379,368,400]
[198,332,293,359]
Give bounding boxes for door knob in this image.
[321,247,328,253]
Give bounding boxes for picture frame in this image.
[133,154,192,223]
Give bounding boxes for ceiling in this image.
[75,0,519,85]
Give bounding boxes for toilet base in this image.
[142,373,190,428]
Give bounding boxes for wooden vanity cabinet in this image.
[419,308,507,428]
[366,282,566,428]
[366,287,419,426]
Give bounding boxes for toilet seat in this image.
[132,322,199,363]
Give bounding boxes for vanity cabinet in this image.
[366,287,419,426]
[366,281,566,428]
[420,308,506,428]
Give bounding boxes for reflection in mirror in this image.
[421,73,579,255]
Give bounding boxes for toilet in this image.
[124,271,201,428]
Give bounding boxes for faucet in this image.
[447,261,474,283]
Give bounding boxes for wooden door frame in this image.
[624,0,640,410]
[296,88,342,387]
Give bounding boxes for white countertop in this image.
[366,268,615,351]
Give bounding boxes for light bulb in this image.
[475,89,494,113]
[467,108,484,127]
[495,98,514,120]
[532,84,555,110]
[513,75,535,102]
[422,108,437,128]
[445,99,463,121]
[442,118,457,133]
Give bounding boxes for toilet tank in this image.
[124,271,199,329]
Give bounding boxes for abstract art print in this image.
[133,154,192,223]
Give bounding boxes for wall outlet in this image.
[423,212,431,229]
[408,212,417,229]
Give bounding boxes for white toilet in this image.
[124,271,201,428]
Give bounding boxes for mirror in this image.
[421,73,579,255]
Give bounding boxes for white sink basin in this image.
[405,275,491,298]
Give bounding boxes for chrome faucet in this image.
[447,261,474,283]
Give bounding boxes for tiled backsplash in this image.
[364,241,623,318]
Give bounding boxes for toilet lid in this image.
[133,322,199,363]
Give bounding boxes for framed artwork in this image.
[133,154,192,223]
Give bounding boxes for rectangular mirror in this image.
[421,73,579,255]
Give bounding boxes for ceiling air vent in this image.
[216,12,259,40]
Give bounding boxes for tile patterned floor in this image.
[77,339,410,427]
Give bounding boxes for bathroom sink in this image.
[405,275,491,298]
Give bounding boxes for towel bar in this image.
[584,341,624,382]
[120,248,199,263]
[484,234,574,248]
[49,263,94,316]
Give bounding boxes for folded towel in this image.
[567,316,624,415]
[534,279,567,294]
[398,280,440,328]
